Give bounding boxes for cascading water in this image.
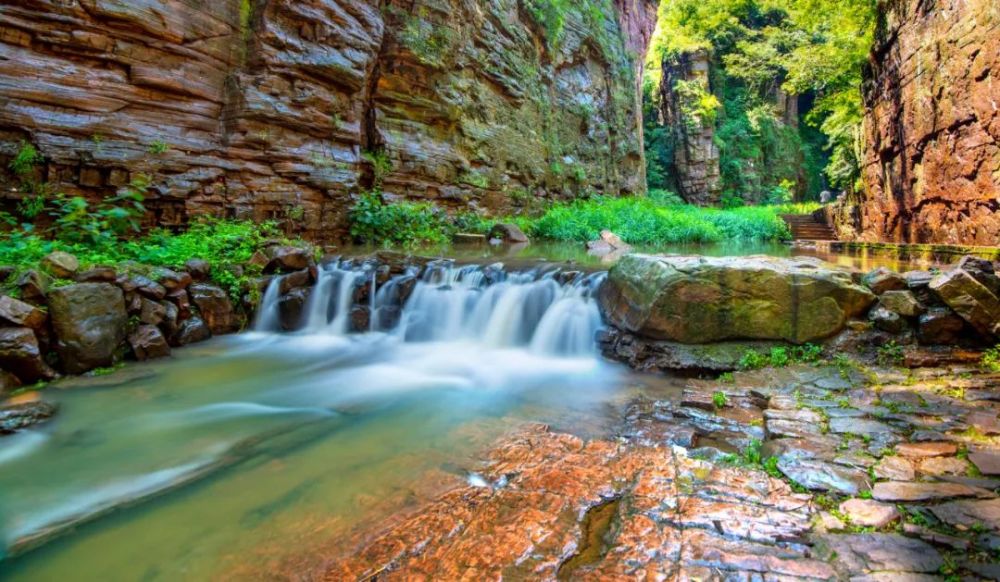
[255,259,607,357]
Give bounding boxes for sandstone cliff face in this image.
[0,0,655,241]
[836,0,999,244]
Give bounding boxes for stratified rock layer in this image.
[600,255,875,344]
[835,0,1000,244]
[0,0,655,241]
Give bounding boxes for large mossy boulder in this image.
[48,283,127,374]
[929,257,1000,339]
[600,255,876,344]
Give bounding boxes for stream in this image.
[0,244,954,580]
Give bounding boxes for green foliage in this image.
[49,175,149,245]
[349,192,451,247]
[9,141,42,177]
[522,0,572,48]
[674,79,721,132]
[399,8,455,67]
[526,196,791,244]
[362,150,393,190]
[147,140,170,155]
[712,391,729,409]
[981,345,1000,372]
[876,341,905,367]
[739,343,823,370]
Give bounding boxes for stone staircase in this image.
[782,214,838,241]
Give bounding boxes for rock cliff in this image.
[835,0,999,244]
[0,0,655,241]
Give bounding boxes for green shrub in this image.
[712,391,728,409]
[982,346,1000,372]
[349,192,451,247]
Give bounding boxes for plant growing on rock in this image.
[712,391,728,409]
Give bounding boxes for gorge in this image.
[2,0,1000,580]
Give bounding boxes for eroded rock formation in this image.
[835,0,1000,244]
[0,0,655,241]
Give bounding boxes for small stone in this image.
[172,317,211,346]
[0,295,47,330]
[969,451,1000,476]
[0,400,58,434]
[188,283,237,335]
[839,498,900,528]
[895,442,958,458]
[879,290,924,317]
[873,456,915,481]
[766,418,823,438]
[139,298,167,326]
[863,268,907,295]
[184,259,211,281]
[153,268,192,291]
[817,511,846,532]
[75,266,117,283]
[41,251,79,278]
[967,411,1000,435]
[265,246,313,273]
[917,457,969,476]
[917,308,966,345]
[871,481,993,502]
[870,306,907,333]
[128,324,170,361]
[488,223,529,244]
[16,270,49,303]
[829,417,896,435]
[901,523,971,550]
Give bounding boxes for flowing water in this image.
[0,260,647,581]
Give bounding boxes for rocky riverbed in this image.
[325,363,1000,580]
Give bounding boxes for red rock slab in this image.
[895,442,959,458]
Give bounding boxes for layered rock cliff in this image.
[0,0,655,241]
[834,0,999,244]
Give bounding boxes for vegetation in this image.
[739,343,823,370]
[644,0,876,200]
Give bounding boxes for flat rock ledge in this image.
[322,364,1000,581]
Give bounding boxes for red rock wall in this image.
[0,0,656,242]
[839,0,1000,244]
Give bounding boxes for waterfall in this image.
[261,260,607,356]
[254,275,283,332]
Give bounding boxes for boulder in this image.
[0,327,56,383]
[929,258,1000,338]
[265,246,313,273]
[139,298,166,326]
[188,284,237,334]
[278,288,311,331]
[0,369,21,396]
[878,290,924,317]
[587,230,632,255]
[488,223,530,244]
[862,267,907,295]
[917,308,966,344]
[172,316,211,346]
[16,270,49,304]
[160,301,180,338]
[0,295,47,330]
[184,259,211,281]
[153,268,192,291]
[47,283,128,374]
[600,255,875,344]
[1,400,58,434]
[75,266,117,283]
[41,251,79,278]
[128,325,171,360]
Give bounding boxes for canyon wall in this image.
[0,0,656,242]
[834,0,999,244]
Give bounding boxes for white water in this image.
[256,259,606,357]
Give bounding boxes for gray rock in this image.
[871,481,994,502]
[184,259,211,281]
[813,533,942,575]
[863,267,907,295]
[47,283,128,374]
[917,307,966,344]
[929,260,1000,339]
[188,283,237,335]
[776,457,868,494]
[172,317,211,346]
[878,290,924,317]
[870,306,907,334]
[488,223,530,244]
[41,251,79,278]
[0,400,58,434]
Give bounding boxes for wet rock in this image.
[776,458,868,494]
[0,369,21,396]
[873,456,915,481]
[765,418,824,439]
[0,400,58,434]
[139,298,166,326]
[601,255,875,344]
[279,269,313,294]
[16,270,49,304]
[184,259,211,281]
[814,533,942,575]
[350,305,370,332]
[153,268,191,292]
[895,441,958,457]
[870,306,906,333]
[172,316,210,346]
[0,327,56,383]
[188,283,237,335]
[917,308,966,344]
[929,260,1000,339]
[128,324,171,361]
[166,289,191,320]
[878,290,924,317]
[41,251,79,278]
[586,230,631,256]
[871,481,994,502]
[265,246,313,273]
[839,499,900,528]
[863,267,907,295]
[0,295,47,330]
[159,301,180,338]
[599,329,784,372]
[900,523,971,551]
[488,223,529,244]
[278,288,311,331]
[829,417,896,436]
[47,283,127,374]
[75,266,117,283]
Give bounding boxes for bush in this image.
[349,192,452,247]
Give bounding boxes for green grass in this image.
[0,219,298,301]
